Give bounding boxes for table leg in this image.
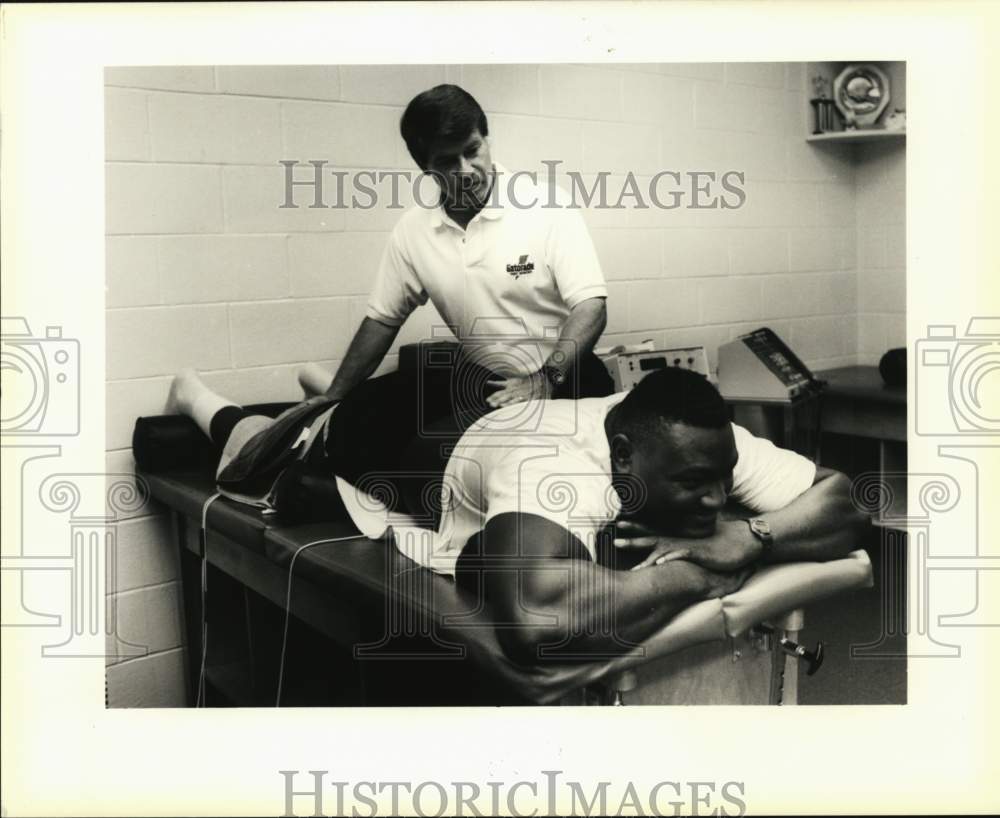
[771,609,804,705]
[781,631,800,705]
[175,511,203,707]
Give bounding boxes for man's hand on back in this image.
[485,370,553,408]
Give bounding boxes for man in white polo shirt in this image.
[365,158,608,398]
[299,84,614,488]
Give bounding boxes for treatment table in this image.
[133,409,873,707]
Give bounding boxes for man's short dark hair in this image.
[610,367,729,442]
[400,85,488,168]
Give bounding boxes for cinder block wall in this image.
[855,140,906,364]
[105,63,892,706]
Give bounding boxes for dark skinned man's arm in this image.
[479,512,749,665]
[624,467,870,572]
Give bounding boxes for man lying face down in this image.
[169,365,868,667]
[419,366,869,665]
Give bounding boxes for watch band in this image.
[542,364,566,389]
[746,518,773,557]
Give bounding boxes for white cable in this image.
[275,534,367,707]
[196,492,222,708]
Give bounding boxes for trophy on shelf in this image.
[809,75,837,134]
[833,64,890,130]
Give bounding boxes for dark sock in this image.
[209,405,254,450]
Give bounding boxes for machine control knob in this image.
[751,623,825,676]
[781,637,825,675]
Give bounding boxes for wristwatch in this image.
[541,364,566,391]
[745,518,773,557]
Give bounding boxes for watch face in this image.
[750,518,772,537]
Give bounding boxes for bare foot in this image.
[166,368,204,415]
[297,363,333,397]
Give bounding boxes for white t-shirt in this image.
[408,392,817,576]
[365,163,608,375]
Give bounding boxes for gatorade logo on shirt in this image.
[506,254,535,279]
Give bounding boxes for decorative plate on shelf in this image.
[833,64,890,129]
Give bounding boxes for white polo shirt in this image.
[365,163,608,375]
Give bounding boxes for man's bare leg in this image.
[167,368,238,439]
[298,363,333,397]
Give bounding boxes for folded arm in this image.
[479,512,748,665]
[626,467,870,571]
[755,466,869,563]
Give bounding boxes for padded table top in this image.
[142,468,873,704]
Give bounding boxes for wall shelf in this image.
[806,129,905,144]
[805,61,906,145]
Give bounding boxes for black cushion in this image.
[878,347,906,388]
[132,415,214,474]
